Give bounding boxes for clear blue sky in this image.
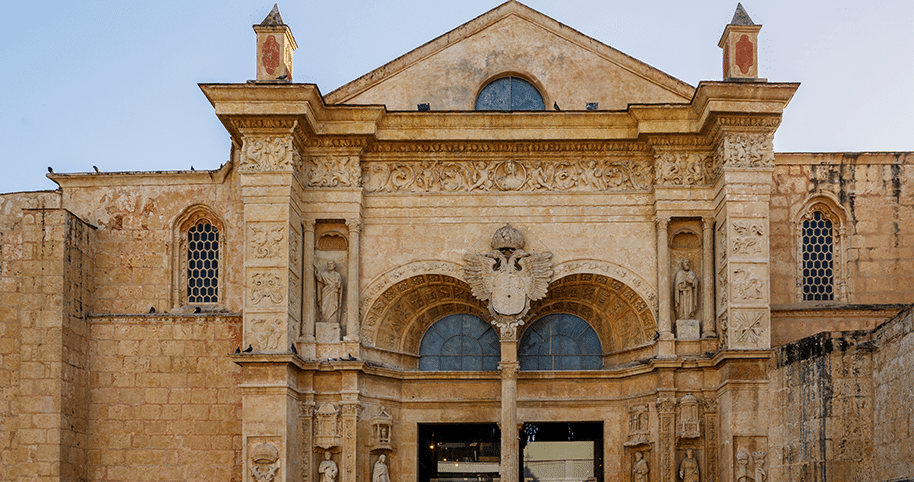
[1,1,911,194]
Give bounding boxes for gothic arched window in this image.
[519,313,602,370]
[418,314,499,371]
[796,196,848,302]
[475,76,545,111]
[172,205,224,309]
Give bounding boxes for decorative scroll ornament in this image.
[362,159,651,193]
[250,225,285,259]
[250,442,280,482]
[241,137,296,171]
[250,272,284,305]
[654,152,713,185]
[306,156,361,187]
[718,133,774,169]
[463,225,553,338]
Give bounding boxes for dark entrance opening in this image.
[419,423,501,482]
[520,422,603,482]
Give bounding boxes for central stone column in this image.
[701,217,716,337]
[499,338,519,482]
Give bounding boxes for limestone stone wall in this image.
[768,304,914,482]
[768,331,875,482]
[770,153,914,309]
[873,306,914,480]
[0,191,61,480]
[57,167,244,314]
[86,314,242,481]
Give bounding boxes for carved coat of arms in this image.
[463,225,553,337]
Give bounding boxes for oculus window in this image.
[419,314,499,371]
[519,313,602,370]
[475,77,545,111]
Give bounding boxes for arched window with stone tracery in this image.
[518,313,602,370]
[172,205,225,309]
[796,195,848,302]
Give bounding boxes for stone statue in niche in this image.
[735,449,750,482]
[315,260,343,324]
[674,258,699,320]
[679,449,699,482]
[373,454,391,482]
[632,451,649,482]
[249,442,280,482]
[319,451,339,482]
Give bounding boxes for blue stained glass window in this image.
[475,77,545,111]
[519,314,602,370]
[419,314,499,371]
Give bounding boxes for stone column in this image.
[657,397,676,482]
[302,219,316,341]
[499,339,519,482]
[344,220,361,342]
[702,397,720,482]
[340,401,360,482]
[299,400,315,482]
[656,216,674,357]
[701,217,716,337]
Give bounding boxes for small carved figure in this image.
[679,449,699,482]
[735,449,750,482]
[632,451,649,482]
[674,258,699,320]
[315,260,343,324]
[373,454,391,482]
[319,451,339,482]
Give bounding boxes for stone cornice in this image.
[48,162,234,189]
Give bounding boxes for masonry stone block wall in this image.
[872,306,914,481]
[769,153,914,345]
[86,315,242,481]
[768,304,914,482]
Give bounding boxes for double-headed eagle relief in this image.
[463,225,554,338]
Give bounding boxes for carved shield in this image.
[491,271,527,316]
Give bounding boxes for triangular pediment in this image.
[325,1,694,111]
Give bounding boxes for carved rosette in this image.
[241,136,298,171]
[361,158,652,193]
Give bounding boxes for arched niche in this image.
[362,274,488,356]
[522,273,657,365]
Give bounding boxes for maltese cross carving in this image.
[463,225,553,338]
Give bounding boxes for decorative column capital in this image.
[498,361,520,379]
[345,219,362,234]
[303,219,316,232]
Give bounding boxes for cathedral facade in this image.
[1,3,912,482]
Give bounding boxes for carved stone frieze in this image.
[232,117,298,130]
[732,310,765,345]
[241,136,297,171]
[250,224,285,259]
[732,267,765,302]
[361,159,652,193]
[654,152,714,186]
[306,156,361,187]
[716,133,774,169]
[250,442,281,482]
[252,316,283,351]
[364,140,651,155]
[731,221,764,257]
[249,272,285,305]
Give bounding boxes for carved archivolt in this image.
[552,259,657,312]
[241,136,298,171]
[361,159,652,193]
[360,260,463,319]
[362,273,488,353]
[524,273,657,353]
